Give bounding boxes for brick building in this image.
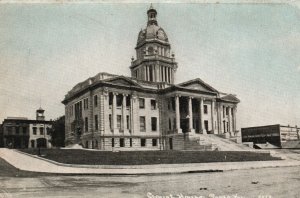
[1,108,52,149]
[62,5,240,150]
[241,124,300,148]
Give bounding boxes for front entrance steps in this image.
[170,133,253,151]
[200,134,254,151]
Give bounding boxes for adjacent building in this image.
[62,5,240,150]
[241,124,300,149]
[0,108,52,149]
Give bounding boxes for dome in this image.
[137,25,169,44]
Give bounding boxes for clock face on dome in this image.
[157,29,165,40]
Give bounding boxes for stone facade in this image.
[62,5,240,150]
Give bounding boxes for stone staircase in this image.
[199,134,254,151]
[172,133,254,151]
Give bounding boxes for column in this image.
[130,93,138,134]
[112,92,118,133]
[211,100,215,134]
[152,65,156,82]
[228,107,232,136]
[99,92,105,134]
[144,66,147,81]
[159,65,162,82]
[219,104,223,134]
[233,107,237,135]
[162,66,165,82]
[188,97,195,133]
[122,94,127,133]
[171,69,174,84]
[147,65,150,81]
[156,65,160,82]
[175,95,182,133]
[199,97,206,134]
[165,67,167,83]
[167,68,169,83]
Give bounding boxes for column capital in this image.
[102,87,109,96]
[189,96,193,99]
[112,92,118,96]
[122,93,128,97]
[175,94,181,98]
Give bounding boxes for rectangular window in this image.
[151,117,157,131]
[152,139,157,147]
[204,105,208,114]
[112,138,114,147]
[120,138,125,147]
[95,115,98,130]
[130,138,132,147]
[40,127,44,135]
[23,127,27,134]
[151,99,157,110]
[139,98,145,109]
[46,127,50,135]
[83,98,89,110]
[126,115,130,130]
[204,120,209,132]
[33,127,37,135]
[94,95,98,107]
[7,127,12,135]
[117,115,122,129]
[140,116,146,132]
[141,138,146,147]
[85,117,88,132]
[15,127,19,134]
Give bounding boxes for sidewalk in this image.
[0,148,299,175]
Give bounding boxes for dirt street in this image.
[0,166,299,198]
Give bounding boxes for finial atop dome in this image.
[147,3,157,26]
[149,3,153,10]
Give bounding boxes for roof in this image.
[36,107,45,112]
[63,72,240,105]
[242,124,300,130]
[2,118,52,125]
[218,94,240,103]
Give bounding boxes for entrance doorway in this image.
[169,138,173,150]
[37,138,47,148]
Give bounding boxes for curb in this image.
[6,149,300,176]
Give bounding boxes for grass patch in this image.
[19,149,281,165]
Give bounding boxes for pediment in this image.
[105,77,141,87]
[178,78,218,93]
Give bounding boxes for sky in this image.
[0,2,299,129]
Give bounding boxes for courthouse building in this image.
[62,5,240,150]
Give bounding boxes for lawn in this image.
[19,149,281,165]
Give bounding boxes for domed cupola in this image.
[137,5,169,46]
[130,4,178,84]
